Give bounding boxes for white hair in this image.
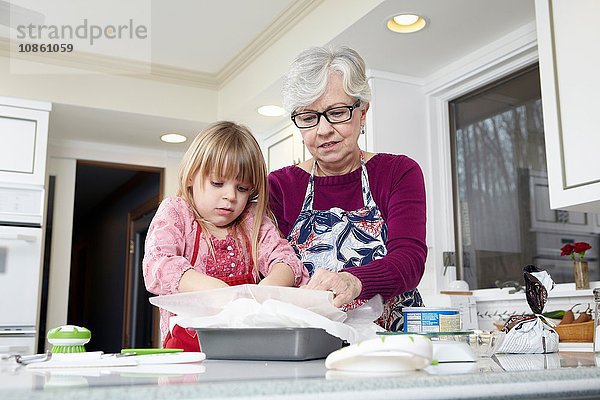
[282,45,372,114]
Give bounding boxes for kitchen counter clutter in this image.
[2,351,600,400]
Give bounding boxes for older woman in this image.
[268,46,426,331]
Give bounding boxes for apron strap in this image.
[302,152,375,211]
[239,227,257,282]
[360,157,376,208]
[190,220,202,266]
[300,162,317,211]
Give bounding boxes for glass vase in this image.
[573,260,590,290]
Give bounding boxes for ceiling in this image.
[1,0,536,152]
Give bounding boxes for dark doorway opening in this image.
[68,161,162,353]
[122,197,161,349]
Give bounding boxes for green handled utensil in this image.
[120,348,183,355]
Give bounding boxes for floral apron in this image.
[163,223,255,351]
[287,155,423,331]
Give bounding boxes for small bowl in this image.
[447,280,470,291]
[468,330,506,358]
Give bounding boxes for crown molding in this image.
[0,37,219,89]
[367,68,425,87]
[216,0,324,87]
[148,63,218,89]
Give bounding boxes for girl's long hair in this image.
[176,121,269,280]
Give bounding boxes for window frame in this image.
[448,63,548,289]
[424,24,545,294]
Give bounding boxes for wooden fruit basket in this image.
[554,320,594,343]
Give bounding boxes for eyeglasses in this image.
[291,100,361,129]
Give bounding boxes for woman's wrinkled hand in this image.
[304,269,362,307]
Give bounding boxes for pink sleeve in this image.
[142,197,195,295]
[254,212,309,286]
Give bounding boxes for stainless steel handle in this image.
[1,351,52,365]
[0,234,37,242]
[0,332,36,337]
[0,329,36,336]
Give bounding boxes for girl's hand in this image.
[304,269,362,307]
[258,262,295,287]
[179,269,228,292]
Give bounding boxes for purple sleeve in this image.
[268,172,289,235]
[344,157,427,300]
[268,168,305,237]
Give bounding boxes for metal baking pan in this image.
[193,327,344,361]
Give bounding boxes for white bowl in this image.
[447,280,470,291]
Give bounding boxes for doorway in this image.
[68,161,162,353]
[122,196,160,349]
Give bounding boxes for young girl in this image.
[143,121,309,351]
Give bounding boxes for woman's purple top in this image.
[268,153,427,301]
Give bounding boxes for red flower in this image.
[560,244,574,257]
[562,242,592,261]
[573,242,591,253]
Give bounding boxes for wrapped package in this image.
[495,265,559,354]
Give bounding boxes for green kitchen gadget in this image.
[120,348,183,355]
[47,325,91,353]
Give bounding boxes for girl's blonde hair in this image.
[176,121,269,280]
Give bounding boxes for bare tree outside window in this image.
[450,65,600,289]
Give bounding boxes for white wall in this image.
[45,157,76,349]
[364,71,435,297]
[367,72,428,162]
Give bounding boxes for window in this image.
[449,64,600,289]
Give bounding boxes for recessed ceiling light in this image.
[257,105,285,117]
[387,14,427,33]
[160,133,187,144]
[393,14,419,25]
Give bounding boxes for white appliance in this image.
[0,183,45,355]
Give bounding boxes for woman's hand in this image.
[305,269,362,307]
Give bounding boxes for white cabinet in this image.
[535,0,600,212]
[263,124,306,172]
[0,97,51,186]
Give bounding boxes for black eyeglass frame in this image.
[291,99,362,129]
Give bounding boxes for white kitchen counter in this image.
[2,352,600,400]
